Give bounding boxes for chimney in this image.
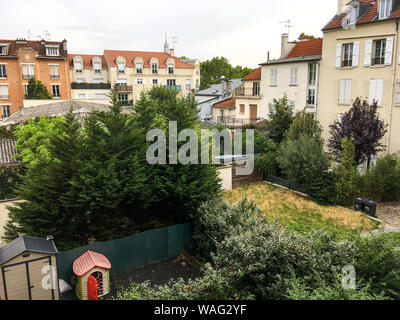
[170,48,175,57]
[62,39,67,51]
[337,0,348,15]
[267,51,270,62]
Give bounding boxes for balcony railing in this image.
[0,95,9,100]
[164,85,181,92]
[372,57,385,65]
[116,85,133,92]
[23,75,34,80]
[217,117,259,128]
[118,100,133,106]
[71,83,111,90]
[341,60,353,67]
[50,75,60,80]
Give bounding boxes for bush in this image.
[333,138,360,206]
[277,134,330,186]
[306,171,337,205]
[0,167,24,200]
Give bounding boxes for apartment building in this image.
[319,0,400,154]
[259,34,323,116]
[69,54,111,103]
[103,43,200,106]
[0,39,70,118]
[212,68,262,127]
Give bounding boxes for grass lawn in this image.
[223,182,379,237]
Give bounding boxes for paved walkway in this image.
[376,203,400,233]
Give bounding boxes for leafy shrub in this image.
[277,134,330,186]
[306,171,337,205]
[286,110,323,146]
[333,137,360,206]
[0,167,24,200]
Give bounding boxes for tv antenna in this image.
[279,19,297,37]
[28,30,33,40]
[44,30,51,40]
[169,36,178,50]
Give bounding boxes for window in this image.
[186,79,191,92]
[75,62,83,73]
[92,78,104,84]
[369,79,384,105]
[152,64,158,74]
[240,104,245,114]
[93,62,102,74]
[95,93,107,100]
[0,45,7,55]
[117,63,125,74]
[1,105,10,118]
[24,84,29,97]
[118,93,128,101]
[50,65,59,80]
[0,85,9,99]
[46,46,59,56]
[136,79,143,85]
[22,64,35,79]
[76,78,85,83]
[134,63,142,74]
[308,63,317,85]
[0,64,6,78]
[167,79,176,86]
[379,0,392,19]
[290,67,298,85]
[168,66,174,74]
[77,93,87,99]
[307,89,316,106]
[342,43,353,67]
[349,5,359,24]
[270,69,277,85]
[52,85,60,98]
[152,79,159,85]
[373,39,386,65]
[339,79,352,105]
[253,82,260,96]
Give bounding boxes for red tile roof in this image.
[242,67,261,81]
[287,39,323,58]
[73,250,111,276]
[104,50,195,69]
[214,98,236,109]
[323,0,400,31]
[68,54,106,69]
[0,39,68,59]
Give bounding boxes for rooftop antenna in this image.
[169,36,178,50]
[279,19,297,38]
[28,30,33,40]
[44,30,50,40]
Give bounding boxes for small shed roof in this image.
[73,250,111,276]
[0,236,59,265]
[0,139,20,166]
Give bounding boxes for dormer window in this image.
[93,61,102,74]
[75,61,83,73]
[0,45,7,55]
[136,63,143,74]
[46,46,60,56]
[152,64,158,74]
[379,0,392,19]
[349,5,359,24]
[118,63,125,74]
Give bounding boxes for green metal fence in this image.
[56,223,193,284]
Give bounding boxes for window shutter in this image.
[385,38,394,65]
[345,79,352,104]
[369,79,376,105]
[335,44,342,68]
[352,42,360,67]
[395,79,400,106]
[339,79,346,104]
[364,40,372,66]
[376,79,384,105]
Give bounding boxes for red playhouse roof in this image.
[73,250,111,276]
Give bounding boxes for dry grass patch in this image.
[223,183,378,236]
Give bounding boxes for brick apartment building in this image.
[0,39,71,118]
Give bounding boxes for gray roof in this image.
[196,79,244,97]
[0,236,59,265]
[260,54,322,66]
[0,100,133,126]
[0,139,19,166]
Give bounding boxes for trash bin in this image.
[354,198,365,212]
[363,199,377,218]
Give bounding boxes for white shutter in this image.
[339,80,346,104]
[385,38,394,65]
[395,79,400,106]
[352,42,360,67]
[376,79,384,105]
[345,79,352,104]
[364,40,373,66]
[335,44,342,68]
[369,79,376,105]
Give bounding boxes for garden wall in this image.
[56,223,193,285]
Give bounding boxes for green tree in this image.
[298,33,317,40]
[26,78,53,99]
[333,137,360,206]
[277,134,330,186]
[286,110,323,145]
[266,95,295,145]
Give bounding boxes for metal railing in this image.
[50,75,60,80]
[164,85,181,92]
[71,83,111,90]
[116,85,133,92]
[372,57,385,65]
[341,60,352,67]
[217,117,259,127]
[23,75,34,80]
[0,95,9,100]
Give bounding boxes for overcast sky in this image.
[1,0,337,68]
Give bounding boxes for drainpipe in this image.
[388,19,399,154]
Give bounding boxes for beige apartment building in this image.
[319,0,400,154]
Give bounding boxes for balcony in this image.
[50,75,60,80]
[217,117,259,128]
[164,85,181,92]
[118,100,133,106]
[372,57,385,65]
[116,85,133,92]
[71,83,111,90]
[234,87,261,99]
[0,95,9,100]
[23,75,34,80]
